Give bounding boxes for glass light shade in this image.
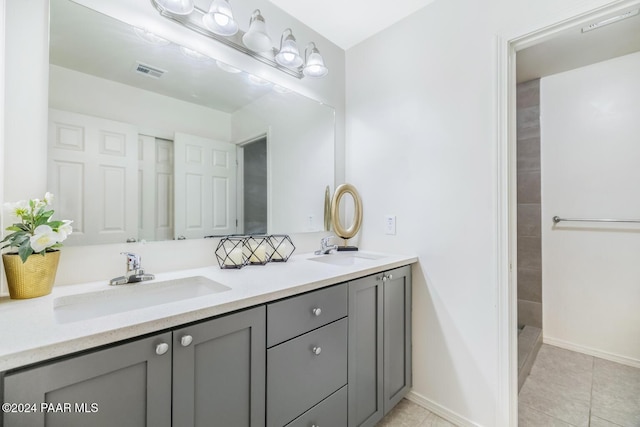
[203,0,238,36]
[275,35,303,68]
[303,51,328,78]
[242,12,272,52]
[155,0,194,15]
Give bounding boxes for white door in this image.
[139,135,174,242]
[174,132,237,239]
[48,109,138,245]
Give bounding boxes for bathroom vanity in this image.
[0,252,416,427]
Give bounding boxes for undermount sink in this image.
[308,252,387,266]
[54,276,230,324]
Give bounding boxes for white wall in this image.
[50,65,232,141]
[231,92,334,234]
[541,51,640,366]
[345,0,626,425]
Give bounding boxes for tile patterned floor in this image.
[519,344,640,427]
[375,399,456,427]
[378,344,640,427]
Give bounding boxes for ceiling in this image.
[267,0,437,50]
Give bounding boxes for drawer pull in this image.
[180,335,193,347]
[155,342,169,355]
[311,425,319,427]
[312,307,322,317]
[312,346,322,355]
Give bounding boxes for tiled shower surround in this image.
[517,79,542,329]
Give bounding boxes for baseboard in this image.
[543,336,640,369]
[405,390,481,427]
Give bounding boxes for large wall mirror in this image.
[48,0,335,246]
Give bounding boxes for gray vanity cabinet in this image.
[266,283,348,427]
[2,332,173,427]
[2,306,265,427]
[172,305,266,427]
[348,265,412,427]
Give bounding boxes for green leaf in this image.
[18,241,34,263]
[48,220,63,229]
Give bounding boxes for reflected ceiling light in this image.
[274,85,292,94]
[242,10,272,52]
[303,43,328,78]
[275,29,303,68]
[216,60,242,73]
[155,0,194,15]
[134,28,171,46]
[248,74,271,86]
[180,46,208,60]
[203,0,238,36]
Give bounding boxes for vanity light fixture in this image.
[202,0,238,36]
[242,10,272,52]
[275,29,303,68]
[303,43,328,78]
[155,0,194,15]
[150,0,328,79]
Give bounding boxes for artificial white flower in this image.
[57,220,74,241]
[44,192,54,206]
[30,225,59,253]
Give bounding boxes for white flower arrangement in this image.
[1,192,73,262]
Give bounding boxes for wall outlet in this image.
[384,215,396,235]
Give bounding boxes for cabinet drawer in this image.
[285,385,347,427]
[267,318,348,427]
[267,283,347,347]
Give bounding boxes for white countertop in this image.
[0,251,417,372]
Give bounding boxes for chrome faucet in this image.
[314,236,338,255]
[109,252,155,285]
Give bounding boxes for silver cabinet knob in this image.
[311,425,319,427]
[312,346,322,355]
[312,307,322,317]
[180,335,193,347]
[388,274,393,280]
[155,342,169,355]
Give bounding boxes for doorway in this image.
[238,136,268,235]
[500,1,640,424]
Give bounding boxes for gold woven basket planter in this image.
[2,251,60,299]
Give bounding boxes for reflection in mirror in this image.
[48,0,335,246]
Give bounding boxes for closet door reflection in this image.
[240,137,268,235]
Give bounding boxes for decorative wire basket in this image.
[215,236,249,269]
[268,235,295,262]
[244,235,271,265]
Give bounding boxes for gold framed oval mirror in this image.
[331,183,363,250]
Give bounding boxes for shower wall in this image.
[517,79,542,328]
[541,51,640,365]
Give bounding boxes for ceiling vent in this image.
[133,62,166,79]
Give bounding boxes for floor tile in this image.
[519,375,591,426]
[417,412,458,427]
[589,415,625,427]
[591,358,640,427]
[518,404,575,426]
[376,399,430,427]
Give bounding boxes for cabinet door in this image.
[383,265,412,413]
[2,332,172,427]
[348,274,384,427]
[172,306,266,427]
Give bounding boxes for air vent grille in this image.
[133,62,166,79]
